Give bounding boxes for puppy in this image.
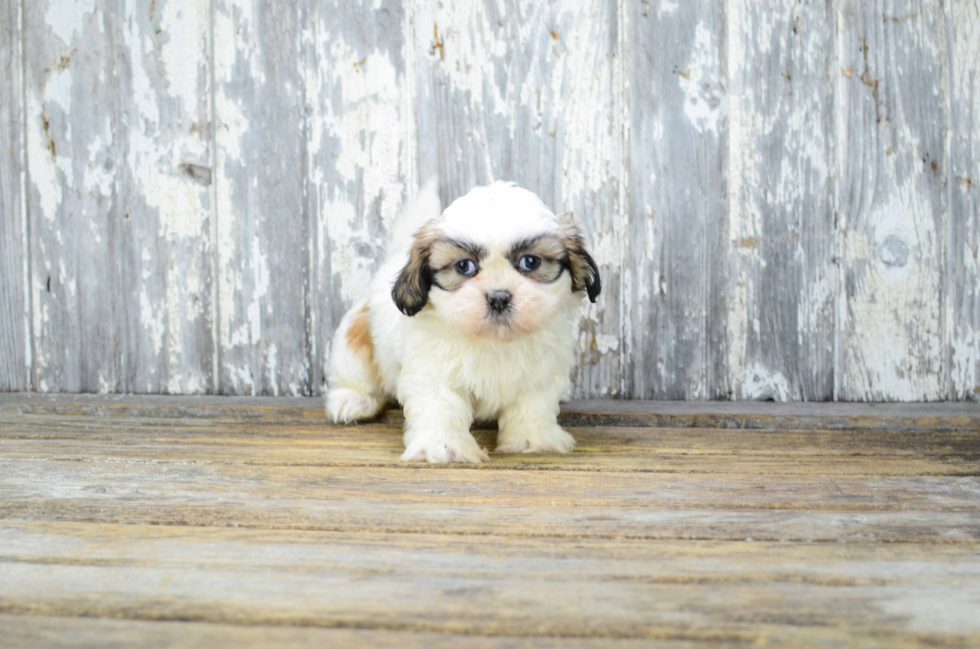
[325,180,600,463]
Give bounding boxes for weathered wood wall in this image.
[0,0,977,401]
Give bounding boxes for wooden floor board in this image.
[1,415,977,476]
[3,393,979,431]
[1,522,979,646]
[0,615,685,649]
[2,459,979,543]
[0,397,978,647]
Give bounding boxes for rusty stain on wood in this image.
[432,22,444,61]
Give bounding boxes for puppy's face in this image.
[392,183,600,340]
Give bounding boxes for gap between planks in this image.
[1,393,979,431]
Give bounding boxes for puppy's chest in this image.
[443,340,564,412]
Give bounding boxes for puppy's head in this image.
[392,182,600,340]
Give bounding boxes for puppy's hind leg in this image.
[325,303,386,423]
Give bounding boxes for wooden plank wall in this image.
[0,0,28,390]
[0,0,977,401]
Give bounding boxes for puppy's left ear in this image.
[392,220,440,316]
[558,212,601,303]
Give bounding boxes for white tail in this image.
[388,177,442,260]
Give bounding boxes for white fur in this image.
[325,181,588,463]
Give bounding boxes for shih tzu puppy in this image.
[325,180,600,463]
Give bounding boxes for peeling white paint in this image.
[799,275,833,347]
[46,0,98,46]
[227,364,256,396]
[83,135,112,199]
[595,334,619,355]
[27,56,76,225]
[140,285,165,357]
[679,22,723,135]
[27,99,62,223]
[248,230,269,343]
[214,91,248,162]
[265,343,279,396]
[842,180,943,400]
[839,2,948,401]
[120,0,212,393]
[426,1,510,119]
[317,24,406,307]
[213,1,264,86]
[160,2,207,115]
[950,325,980,397]
[214,2,248,373]
[727,1,836,400]
[726,0,750,391]
[323,39,404,232]
[214,0,319,395]
[10,0,977,401]
[740,363,790,401]
[949,2,980,400]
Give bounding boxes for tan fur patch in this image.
[346,305,380,382]
[392,220,443,315]
[557,212,601,301]
[507,234,566,283]
[429,237,485,270]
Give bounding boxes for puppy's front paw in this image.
[496,425,576,454]
[401,432,490,464]
[325,388,383,424]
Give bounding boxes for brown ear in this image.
[391,221,441,316]
[558,212,601,303]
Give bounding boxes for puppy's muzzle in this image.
[486,290,512,315]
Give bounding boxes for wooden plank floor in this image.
[0,395,978,648]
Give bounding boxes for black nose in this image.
[486,290,512,314]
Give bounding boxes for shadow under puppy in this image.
[325,180,600,463]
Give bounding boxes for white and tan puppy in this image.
[325,180,600,464]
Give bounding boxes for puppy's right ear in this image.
[392,221,440,316]
[557,212,602,303]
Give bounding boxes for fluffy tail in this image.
[388,177,442,260]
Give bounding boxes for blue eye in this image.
[454,259,477,276]
[518,255,541,272]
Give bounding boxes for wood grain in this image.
[2,458,978,542]
[213,0,311,396]
[838,0,947,400]
[2,1,979,401]
[1,396,978,645]
[1,411,978,475]
[117,0,214,394]
[0,0,29,390]
[21,0,215,394]
[4,393,980,431]
[24,0,124,392]
[627,0,728,399]
[948,2,980,401]
[6,455,977,513]
[308,0,410,395]
[727,0,836,401]
[0,524,978,646]
[0,615,673,649]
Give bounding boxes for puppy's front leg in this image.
[496,387,576,454]
[400,385,489,464]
